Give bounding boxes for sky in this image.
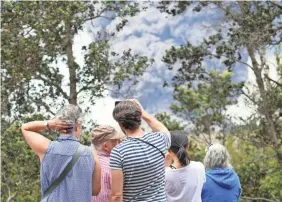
[60,3,278,130]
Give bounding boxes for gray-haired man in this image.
[21,104,101,202]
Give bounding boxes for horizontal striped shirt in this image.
[110,132,171,202]
[92,151,111,202]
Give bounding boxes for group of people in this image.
[21,99,241,202]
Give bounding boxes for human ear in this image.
[102,142,110,152]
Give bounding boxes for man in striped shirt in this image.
[109,99,171,202]
[91,125,124,202]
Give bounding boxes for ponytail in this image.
[171,145,190,166]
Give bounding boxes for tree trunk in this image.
[66,26,77,105]
[247,45,282,168]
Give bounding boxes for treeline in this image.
[1,1,282,202]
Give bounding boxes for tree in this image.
[226,135,282,201]
[162,1,282,167]
[155,112,205,161]
[1,1,151,120]
[168,69,243,145]
[155,112,185,131]
[1,2,152,201]
[1,115,46,202]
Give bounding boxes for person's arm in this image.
[109,170,123,202]
[109,147,123,202]
[92,150,101,196]
[130,99,169,133]
[21,120,71,161]
[142,112,169,133]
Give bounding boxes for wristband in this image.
[44,121,50,130]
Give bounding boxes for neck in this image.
[124,127,144,138]
[172,158,183,169]
[98,148,110,155]
[59,133,78,138]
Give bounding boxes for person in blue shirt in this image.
[21,104,101,202]
[201,143,241,202]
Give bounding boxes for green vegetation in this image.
[1,1,282,202]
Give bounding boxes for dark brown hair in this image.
[170,131,190,167]
[112,101,142,131]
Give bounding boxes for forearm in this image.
[92,150,101,196]
[142,112,169,133]
[21,121,51,161]
[109,170,123,202]
[22,121,47,133]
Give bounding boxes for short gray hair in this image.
[204,143,232,170]
[55,104,83,124]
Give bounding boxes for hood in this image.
[206,168,238,189]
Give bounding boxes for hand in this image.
[47,119,74,132]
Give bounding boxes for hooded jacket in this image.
[201,168,241,202]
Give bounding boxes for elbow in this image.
[92,184,101,196]
[110,194,122,202]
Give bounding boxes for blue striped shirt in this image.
[110,132,171,202]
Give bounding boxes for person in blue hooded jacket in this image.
[201,143,241,202]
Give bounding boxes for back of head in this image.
[204,143,232,170]
[170,130,190,167]
[112,101,142,131]
[55,104,83,134]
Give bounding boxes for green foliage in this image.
[1,1,150,118]
[162,0,282,165]
[155,112,185,131]
[160,1,282,200]
[1,116,43,202]
[155,112,205,162]
[226,136,282,201]
[80,131,92,146]
[170,70,243,144]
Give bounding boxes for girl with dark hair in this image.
[165,131,206,202]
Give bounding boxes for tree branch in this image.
[36,75,69,100]
[265,74,282,88]
[6,192,17,202]
[241,90,258,105]
[84,7,108,22]
[2,182,17,202]
[29,97,55,115]
[209,53,254,70]
[269,1,282,10]
[241,196,280,202]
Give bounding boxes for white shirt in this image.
[165,161,206,202]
